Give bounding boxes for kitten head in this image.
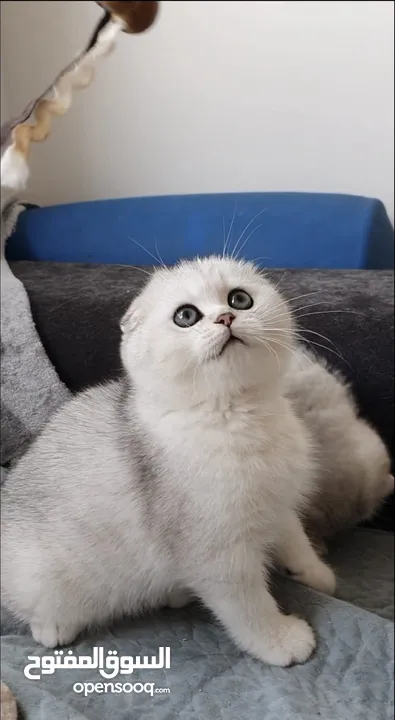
[120,257,293,402]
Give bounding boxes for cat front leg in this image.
[189,547,316,667]
[276,509,336,595]
[30,618,81,648]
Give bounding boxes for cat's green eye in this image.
[228,289,253,310]
[174,305,203,328]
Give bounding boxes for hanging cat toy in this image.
[1,1,159,207]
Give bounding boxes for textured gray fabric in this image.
[1,529,393,720]
[0,465,9,486]
[0,225,70,466]
[328,529,394,621]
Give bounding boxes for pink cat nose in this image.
[215,312,235,327]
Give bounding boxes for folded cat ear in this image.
[120,301,142,333]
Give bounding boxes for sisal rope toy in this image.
[0,682,17,720]
[1,1,158,203]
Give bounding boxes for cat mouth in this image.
[218,334,245,357]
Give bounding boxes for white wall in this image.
[0,17,9,126]
[0,67,9,126]
[1,0,394,220]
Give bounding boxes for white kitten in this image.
[284,348,393,552]
[1,257,333,665]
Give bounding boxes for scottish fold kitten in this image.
[284,349,393,552]
[1,257,334,666]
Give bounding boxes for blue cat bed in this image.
[7,192,394,269]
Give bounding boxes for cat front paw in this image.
[255,615,316,667]
[292,559,336,596]
[30,620,79,648]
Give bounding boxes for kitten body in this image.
[1,257,333,665]
[284,348,393,546]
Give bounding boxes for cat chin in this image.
[122,335,288,405]
[137,364,282,410]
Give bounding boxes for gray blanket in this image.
[1,529,393,720]
[1,203,70,466]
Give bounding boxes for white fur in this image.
[284,347,393,549]
[1,257,334,665]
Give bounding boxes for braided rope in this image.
[0,683,17,720]
[1,15,124,194]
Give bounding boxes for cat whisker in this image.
[254,337,314,366]
[233,223,264,262]
[254,335,315,372]
[292,309,363,319]
[263,324,350,367]
[263,306,363,327]
[261,302,361,326]
[154,238,167,270]
[203,348,218,396]
[127,236,169,269]
[252,334,293,359]
[269,339,313,366]
[230,207,267,260]
[262,338,281,373]
[223,201,238,258]
[192,356,200,398]
[124,263,153,279]
[251,256,272,265]
[276,291,323,312]
[266,326,342,355]
[289,346,317,368]
[256,292,324,325]
[297,337,351,368]
[254,335,293,352]
[264,270,286,291]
